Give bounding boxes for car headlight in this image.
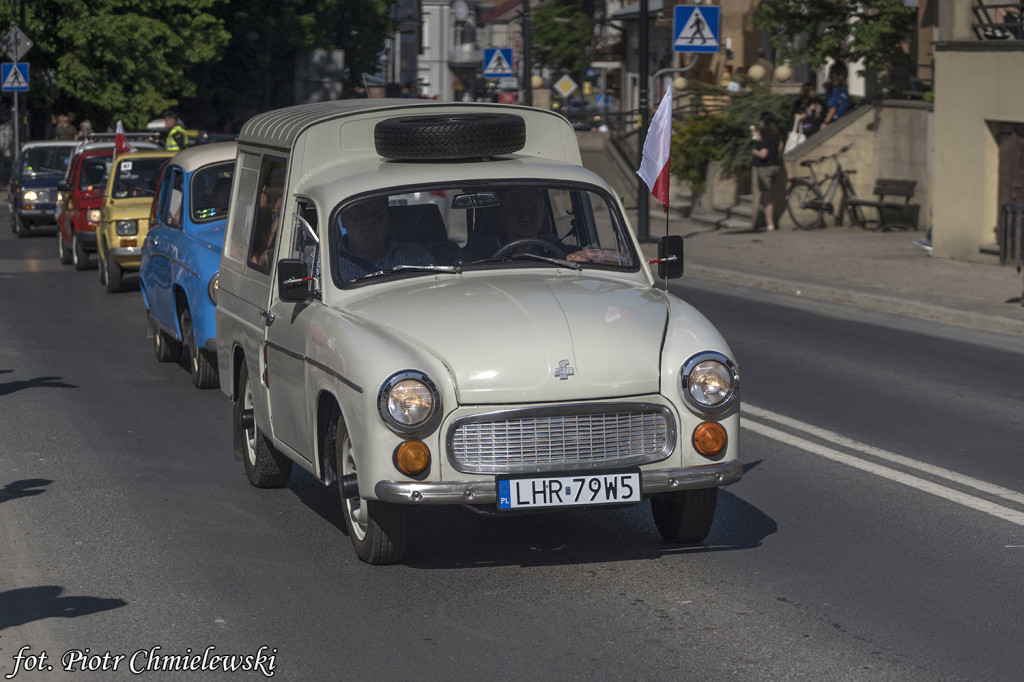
[116,220,138,236]
[207,272,219,305]
[87,209,102,223]
[680,351,739,414]
[377,371,441,434]
[23,189,41,202]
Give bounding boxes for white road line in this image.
[743,403,1024,507]
[742,416,1024,528]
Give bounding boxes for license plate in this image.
[496,470,641,510]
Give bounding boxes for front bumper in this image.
[109,245,142,269]
[17,204,58,223]
[373,460,743,505]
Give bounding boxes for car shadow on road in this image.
[0,586,126,631]
[288,460,776,568]
[0,479,52,504]
[0,370,77,396]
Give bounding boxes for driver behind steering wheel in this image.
[466,187,591,262]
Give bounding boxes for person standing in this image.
[162,110,187,151]
[53,113,76,140]
[751,112,782,232]
[0,117,12,185]
[820,62,850,131]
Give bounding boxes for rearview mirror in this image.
[656,235,684,279]
[277,259,312,302]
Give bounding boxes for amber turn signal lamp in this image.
[396,440,430,476]
[692,422,727,457]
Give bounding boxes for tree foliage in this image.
[0,0,389,135]
[531,0,594,75]
[753,0,915,76]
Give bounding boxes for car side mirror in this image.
[58,181,71,192]
[277,258,312,302]
[656,235,684,279]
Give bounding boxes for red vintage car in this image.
[57,139,158,270]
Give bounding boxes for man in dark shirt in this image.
[751,112,782,232]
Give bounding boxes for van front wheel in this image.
[332,416,406,565]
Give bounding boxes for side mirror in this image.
[656,235,684,279]
[277,259,312,302]
[57,181,71,192]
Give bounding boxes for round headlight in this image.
[23,189,38,201]
[87,209,102,223]
[377,371,440,434]
[681,352,738,413]
[116,220,138,236]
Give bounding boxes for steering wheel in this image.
[492,238,565,259]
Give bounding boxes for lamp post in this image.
[522,0,532,106]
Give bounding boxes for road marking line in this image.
[744,403,1024,506]
[742,417,1024,528]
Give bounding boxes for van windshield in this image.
[329,183,637,285]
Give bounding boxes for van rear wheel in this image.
[236,362,292,488]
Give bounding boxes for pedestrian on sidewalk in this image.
[751,111,782,232]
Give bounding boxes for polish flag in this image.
[636,88,673,213]
[114,120,136,155]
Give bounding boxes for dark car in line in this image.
[9,140,77,237]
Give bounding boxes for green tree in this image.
[2,0,230,129]
[185,0,390,131]
[753,0,914,78]
[531,0,594,75]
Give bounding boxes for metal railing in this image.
[1000,203,1024,305]
[973,1,1024,40]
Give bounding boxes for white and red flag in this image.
[636,88,674,213]
[114,120,136,155]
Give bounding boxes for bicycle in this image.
[785,143,868,230]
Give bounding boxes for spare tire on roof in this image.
[374,114,526,160]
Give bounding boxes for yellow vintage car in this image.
[96,148,175,293]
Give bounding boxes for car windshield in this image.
[79,156,112,190]
[111,157,168,199]
[328,183,637,285]
[190,162,235,222]
[22,146,74,174]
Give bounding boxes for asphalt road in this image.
[2,216,1024,681]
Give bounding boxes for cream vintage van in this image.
[216,99,741,564]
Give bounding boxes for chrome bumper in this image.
[109,246,141,258]
[374,460,743,505]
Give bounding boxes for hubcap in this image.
[342,437,367,540]
[243,377,257,466]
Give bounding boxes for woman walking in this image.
[751,112,782,231]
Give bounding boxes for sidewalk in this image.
[576,131,1024,337]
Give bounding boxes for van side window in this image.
[248,158,287,271]
[289,199,319,270]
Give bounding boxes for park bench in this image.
[848,178,918,231]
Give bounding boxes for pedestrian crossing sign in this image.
[673,6,720,53]
[1,62,28,91]
[483,48,514,78]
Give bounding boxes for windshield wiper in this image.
[471,253,582,270]
[350,264,460,283]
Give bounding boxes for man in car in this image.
[466,187,600,263]
[337,196,433,281]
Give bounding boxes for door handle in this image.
[260,309,275,324]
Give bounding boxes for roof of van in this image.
[236,99,581,165]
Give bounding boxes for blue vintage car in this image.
[140,141,236,388]
[9,140,77,237]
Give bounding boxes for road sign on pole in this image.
[673,6,720,53]
[2,63,29,92]
[1,26,32,61]
[483,48,514,78]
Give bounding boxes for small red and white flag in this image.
[636,88,674,213]
[114,120,136,155]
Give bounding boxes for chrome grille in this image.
[449,405,673,473]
